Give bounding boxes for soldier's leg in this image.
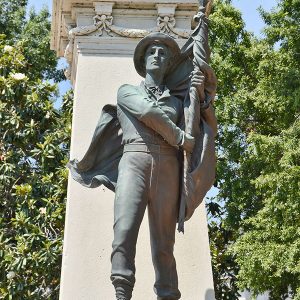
[111,152,151,299]
[148,153,181,300]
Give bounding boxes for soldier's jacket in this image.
[117,82,183,146]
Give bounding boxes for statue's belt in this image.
[123,143,178,156]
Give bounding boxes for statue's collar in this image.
[141,81,170,100]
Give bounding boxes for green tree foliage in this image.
[0,3,72,299]
[0,0,64,82]
[208,0,300,298]
[21,9,65,82]
[0,0,27,39]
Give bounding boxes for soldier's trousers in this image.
[111,143,181,300]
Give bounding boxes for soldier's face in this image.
[144,43,170,77]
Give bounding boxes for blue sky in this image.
[232,0,277,35]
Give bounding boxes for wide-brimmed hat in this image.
[133,32,181,78]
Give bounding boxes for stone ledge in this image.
[51,0,199,85]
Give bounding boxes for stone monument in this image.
[51,0,216,299]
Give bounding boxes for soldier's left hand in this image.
[182,133,195,153]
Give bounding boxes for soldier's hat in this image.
[133,32,181,78]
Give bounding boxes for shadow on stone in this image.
[205,288,216,300]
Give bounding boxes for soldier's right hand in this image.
[182,133,195,153]
[191,70,205,102]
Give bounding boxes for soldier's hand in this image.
[191,70,205,101]
[182,133,195,153]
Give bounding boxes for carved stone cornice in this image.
[51,0,198,83]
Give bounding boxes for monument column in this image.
[51,1,215,299]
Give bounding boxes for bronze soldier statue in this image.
[68,5,217,300]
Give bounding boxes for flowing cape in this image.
[67,104,123,191]
[68,12,217,232]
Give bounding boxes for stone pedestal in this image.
[51,1,215,299]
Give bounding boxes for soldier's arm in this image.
[117,84,183,146]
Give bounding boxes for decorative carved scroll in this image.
[94,14,113,35]
[109,26,156,38]
[168,27,192,39]
[64,15,107,78]
[157,16,176,34]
